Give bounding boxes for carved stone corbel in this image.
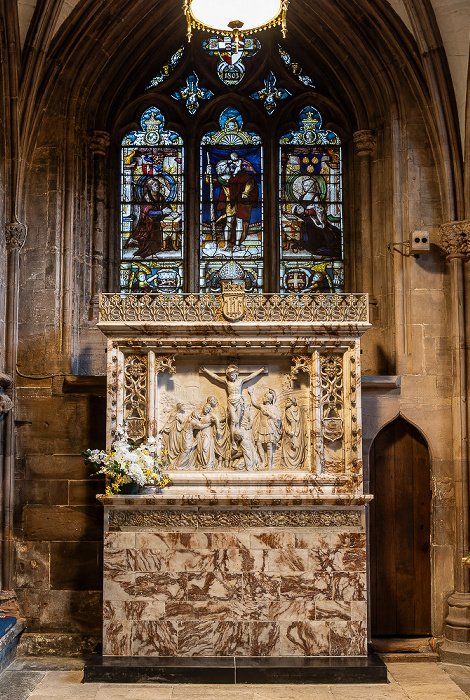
[439,220,470,260]
[0,373,13,415]
[5,221,27,249]
[353,130,376,157]
[89,130,111,156]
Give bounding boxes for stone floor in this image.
[2,657,470,700]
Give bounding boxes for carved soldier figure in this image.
[249,388,282,470]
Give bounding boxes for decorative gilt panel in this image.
[320,355,344,444]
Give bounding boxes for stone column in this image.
[89,131,110,317]
[0,221,26,611]
[353,130,376,300]
[439,219,470,662]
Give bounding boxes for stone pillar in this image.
[439,219,470,662]
[353,130,376,301]
[89,131,110,317]
[0,221,26,611]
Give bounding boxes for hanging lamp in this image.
[183,0,289,42]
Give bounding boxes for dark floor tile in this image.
[0,670,45,700]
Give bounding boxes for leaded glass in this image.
[278,45,315,87]
[203,35,260,85]
[172,72,213,113]
[250,71,291,114]
[147,46,184,88]
[279,107,343,293]
[200,108,263,292]
[121,107,184,293]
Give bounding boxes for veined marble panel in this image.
[102,518,368,657]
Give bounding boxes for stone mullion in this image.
[353,130,376,300]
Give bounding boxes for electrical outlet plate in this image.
[410,230,430,253]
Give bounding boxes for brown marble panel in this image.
[103,620,131,656]
[104,532,136,549]
[341,548,367,571]
[103,548,136,573]
[250,622,280,656]
[243,572,280,601]
[133,549,168,572]
[332,572,366,601]
[103,572,135,601]
[250,533,296,549]
[133,620,178,656]
[216,548,266,573]
[350,600,368,622]
[232,600,270,621]
[266,549,308,573]
[210,533,251,549]
[294,532,365,550]
[134,572,186,600]
[329,621,367,656]
[103,599,165,620]
[280,573,332,599]
[268,600,316,621]
[280,621,329,656]
[178,621,248,656]
[167,548,217,572]
[177,620,215,656]
[165,601,236,620]
[187,572,243,600]
[315,601,351,620]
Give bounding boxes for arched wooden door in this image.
[369,416,431,636]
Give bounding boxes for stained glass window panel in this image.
[121,108,184,293]
[279,107,343,293]
[200,108,263,292]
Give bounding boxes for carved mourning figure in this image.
[281,397,306,469]
[159,402,185,461]
[196,400,222,470]
[232,404,260,471]
[199,364,267,445]
[249,387,282,469]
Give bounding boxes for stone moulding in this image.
[107,508,363,529]
[98,292,370,325]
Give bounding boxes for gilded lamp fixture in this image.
[183,0,289,42]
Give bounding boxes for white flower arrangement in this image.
[83,427,170,495]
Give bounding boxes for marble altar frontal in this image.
[97,288,372,658]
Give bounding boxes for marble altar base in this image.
[99,484,370,660]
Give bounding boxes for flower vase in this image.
[117,481,140,495]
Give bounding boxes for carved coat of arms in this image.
[221,281,245,322]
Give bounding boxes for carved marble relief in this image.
[158,361,309,471]
[123,355,148,442]
[320,354,345,473]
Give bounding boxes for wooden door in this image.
[369,416,431,636]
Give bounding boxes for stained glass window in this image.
[200,108,263,292]
[279,107,343,294]
[120,107,184,293]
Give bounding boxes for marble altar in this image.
[97,287,372,659]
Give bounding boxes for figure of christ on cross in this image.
[199,364,267,446]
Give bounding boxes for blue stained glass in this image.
[121,107,184,293]
[278,45,315,88]
[203,34,260,86]
[172,72,213,114]
[279,106,343,292]
[200,108,263,292]
[147,46,184,88]
[250,71,291,114]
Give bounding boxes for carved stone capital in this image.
[89,130,111,156]
[353,130,376,157]
[0,394,13,415]
[439,220,470,260]
[0,373,12,388]
[5,221,27,249]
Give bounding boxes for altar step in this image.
[84,652,388,684]
[371,637,440,663]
